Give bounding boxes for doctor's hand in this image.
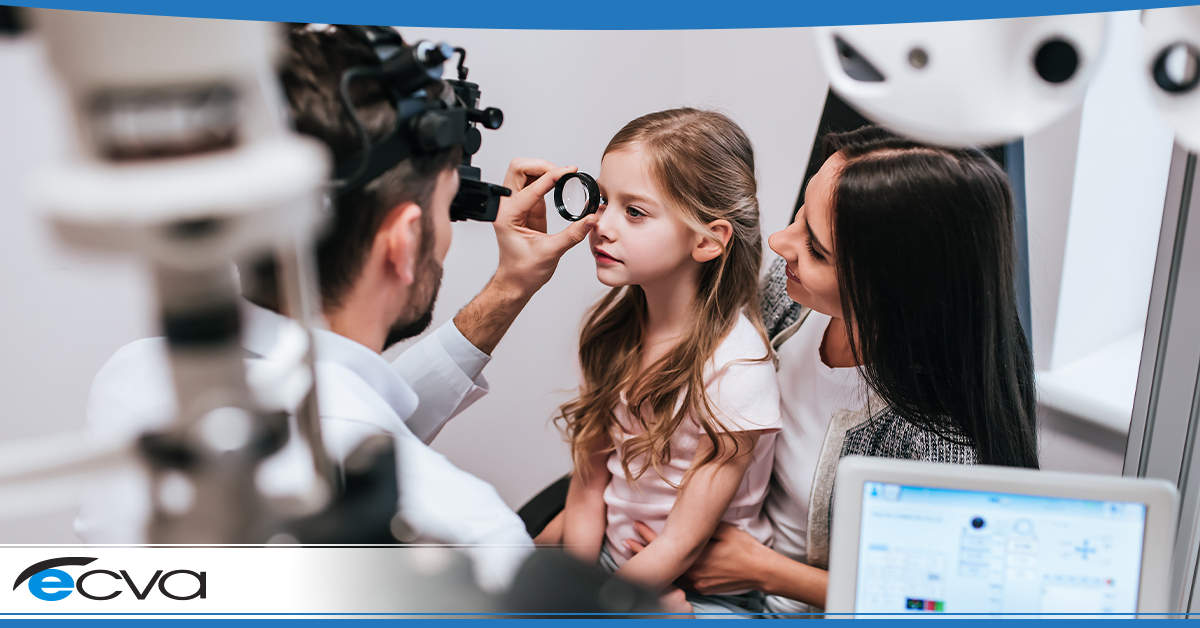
[453,159,596,356]
[492,158,598,298]
[625,521,769,596]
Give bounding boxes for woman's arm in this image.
[626,521,828,608]
[615,430,760,590]
[562,444,611,563]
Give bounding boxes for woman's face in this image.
[768,151,845,319]
[589,148,700,288]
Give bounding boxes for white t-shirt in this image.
[603,314,783,566]
[764,311,866,613]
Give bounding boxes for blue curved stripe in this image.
[6,0,1197,30]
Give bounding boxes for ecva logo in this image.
[13,557,206,601]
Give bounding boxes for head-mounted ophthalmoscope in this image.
[553,171,605,221]
[332,25,511,222]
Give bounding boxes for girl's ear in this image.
[693,219,732,263]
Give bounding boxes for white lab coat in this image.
[75,302,533,593]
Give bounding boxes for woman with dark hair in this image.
[623,126,1039,613]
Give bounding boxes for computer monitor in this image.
[825,456,1178,617]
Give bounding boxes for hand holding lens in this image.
[554,172,605,222]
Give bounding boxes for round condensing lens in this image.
[562,177,589,216]
[554,171,602,221]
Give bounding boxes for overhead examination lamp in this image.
[1142,7,1200,151]
[813,16,1109,145]
[333,25,510,221]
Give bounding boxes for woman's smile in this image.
[784,265,803,285]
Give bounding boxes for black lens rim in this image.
[554,172,601,222]
[1153,42,1200,94]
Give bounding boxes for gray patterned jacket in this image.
[760,257,978,571]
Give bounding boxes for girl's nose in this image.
[593,204,616,240]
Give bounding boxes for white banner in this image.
[0,545,503,616]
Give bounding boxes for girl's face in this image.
[590,148,701,288]
[768,151,845,319]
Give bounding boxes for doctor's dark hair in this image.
[242,24,460,313]
[822,126,1038,469]
[557,108,768,485]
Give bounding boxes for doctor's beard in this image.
[383,256,443,351]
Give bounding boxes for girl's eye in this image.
[805,238,825,262]
[626,207,645,219]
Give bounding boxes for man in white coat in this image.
[75,24,598,594]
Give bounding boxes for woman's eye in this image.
[626,207,645,218]
[805,238,825,261]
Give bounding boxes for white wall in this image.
[1025,104,1083,374]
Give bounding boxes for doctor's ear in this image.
[693,219,733,263]
[382,203,424,285]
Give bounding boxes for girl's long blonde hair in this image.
[556,108,768,485]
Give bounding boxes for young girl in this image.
[556,108,781,614]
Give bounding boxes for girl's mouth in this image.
[594,248,621,265]
[784,265,803,285]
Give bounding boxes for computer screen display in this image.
[854,481,1148,614]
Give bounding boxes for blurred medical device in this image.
[814,16,1109,146]
[30,11,334,544]
[826,457,1177,616]
[1142,7,1200,152]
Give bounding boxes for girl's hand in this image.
[625,520,768,595]
[659,585,694,618]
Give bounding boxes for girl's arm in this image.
[562,443,612,564]
[615,430,761,590]
[533,510,565,546]
[628,520,828,608]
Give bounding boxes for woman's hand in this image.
[627,519,829,607]
[624,521,768,595]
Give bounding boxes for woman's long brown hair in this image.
[556,108,768,485]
